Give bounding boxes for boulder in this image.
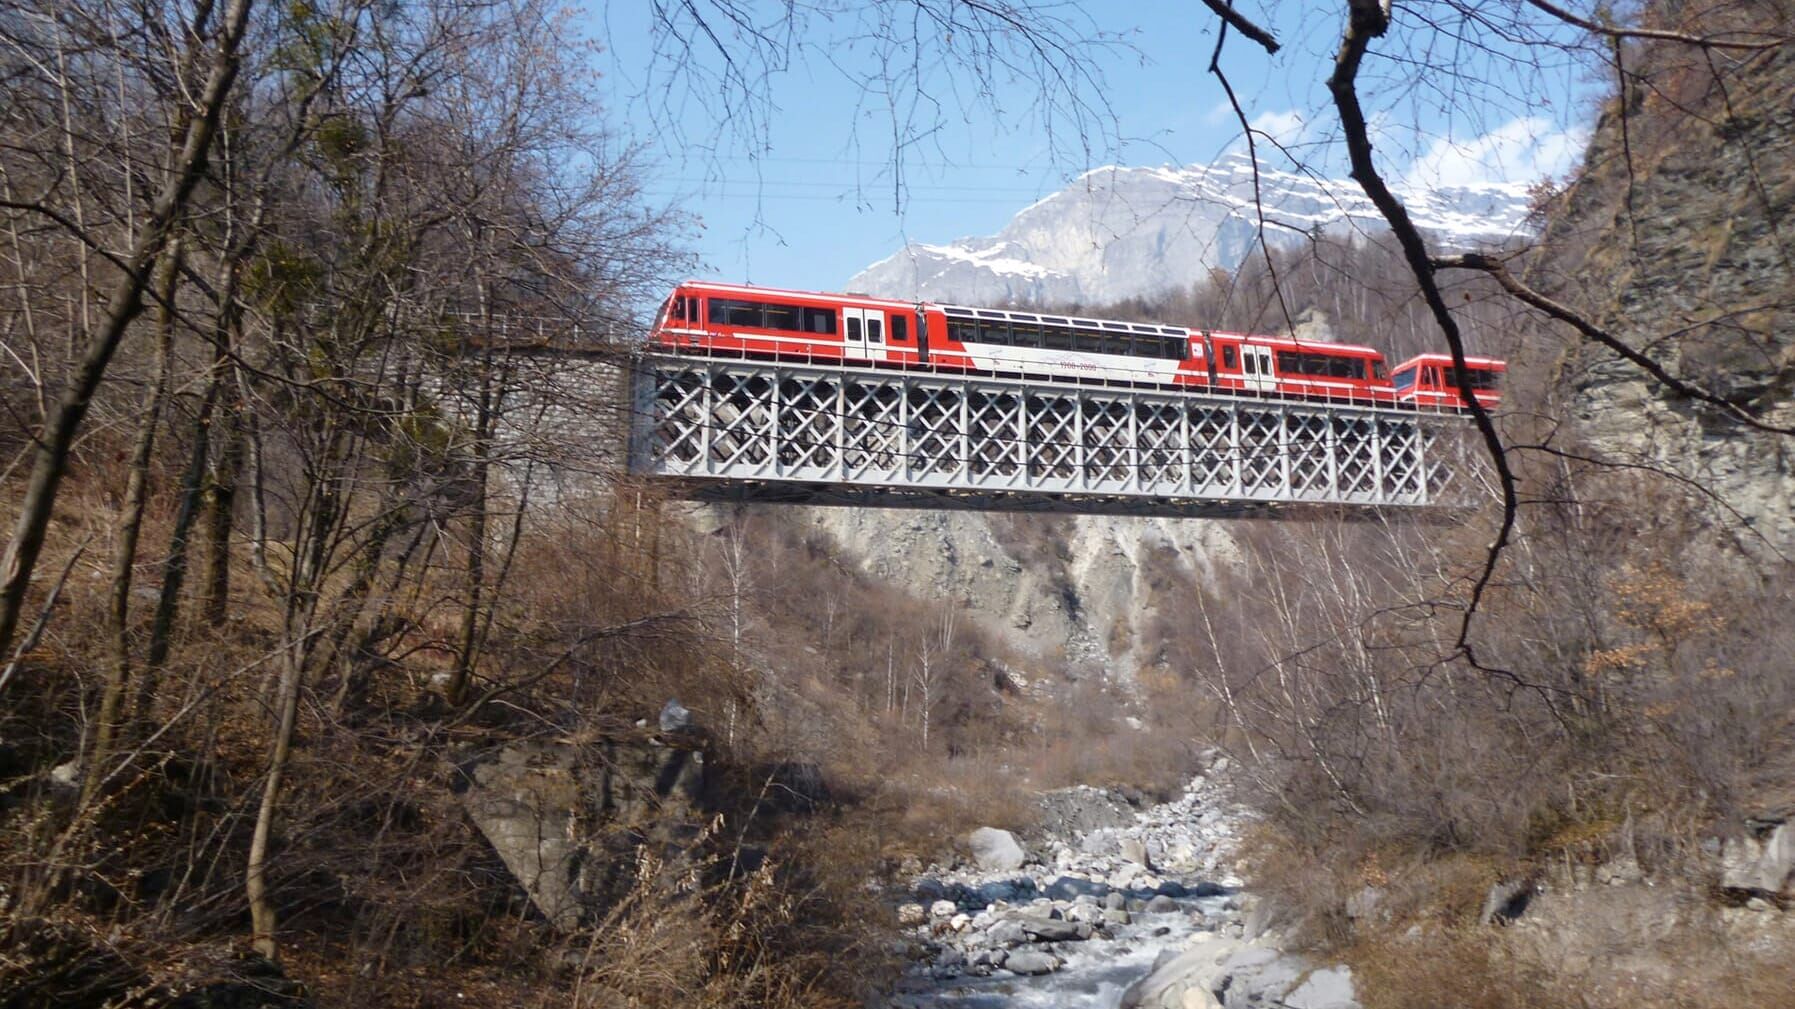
[1119,938,1358,1009]
[1119,937,1245,1009]
[929,899,958,918]
[1120,836,1154,869]
[1720,820,1795,898]
[1018,916,1086,942]
[1284,966,1360,1009]
[458,734,707,931]
[1004,950,1060,975]
[967,827,1027,871]
[1144,894,1181,914]
[986,919,1028,946]
[897,903,927,927]
[1045,876,1111,901]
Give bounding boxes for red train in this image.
[650,280,1503,410]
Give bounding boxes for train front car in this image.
[648,281,927,366]
[1390,353,1505,410]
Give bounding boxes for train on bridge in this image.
[651,280,1503,410]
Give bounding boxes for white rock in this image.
[930,899,958,918]
[49,761,80,790]
[967,827,1028,872]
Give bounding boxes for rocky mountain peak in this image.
[849,155,1536,306]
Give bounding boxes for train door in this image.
[1241,344,1276,393]
[842,307,886,363]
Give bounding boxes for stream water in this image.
[885,762,1266,1009]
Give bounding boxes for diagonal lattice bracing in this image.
[1335,416,1378,499]
[968,390,1024,481]
[1136,401,1186,491]
[1286,413,1334,500]
[630,354,1473,513]
[1026,393,1079,486]
[842,381,902,478]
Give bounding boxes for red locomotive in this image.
[1389,353,1504,410]
[651,280,1501,411]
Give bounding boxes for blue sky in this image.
[591,1,1600,294]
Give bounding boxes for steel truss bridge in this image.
[626,353,1479,518]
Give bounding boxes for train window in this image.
[979,321,1010,345]
[1244,353,1257,375]
[1373,361,1388,381]
[804,307,836,334]
[891,316,908,341]
[669,297,686,322]
[1222,345,1237,368]
[949,320,977,344]
[763,304,799,331]
[846,316,863,341]
[1042,327,1071,350]
[1393,368,1416,391]
[1424,367,1439,387]
[1073,329,1102,353]
[1011,323,1042,348]
[1458,368,1501,390]
[1164,337,1188,361]
[867,317,883,343]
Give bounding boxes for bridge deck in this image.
[627,352,1475,516]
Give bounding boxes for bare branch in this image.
[1200,0,1280,54]
[1328,0,1519,662]
[1523,0,1786,50]
[1433,251,1795,436]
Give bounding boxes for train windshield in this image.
[1458,367,1502,390]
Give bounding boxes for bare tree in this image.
[910,601,960,751]
[0,0,255,668]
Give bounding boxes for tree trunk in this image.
[445,347,495,706]
[246,636,305,959]
[201,399,244,627]
[137,357,223,713]
[84,245,181,805]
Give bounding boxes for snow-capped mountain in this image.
[847,154,1535,306]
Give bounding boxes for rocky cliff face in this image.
[790,507,1241,684]
[1538,38,1795,554]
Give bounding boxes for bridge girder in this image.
[628,353,1477,517]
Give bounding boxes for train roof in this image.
[1394,353,1506,368]
[938,303,1187,338]
[675,280,920,311]
[674,281,1389,357]
[1233,334,1383,356]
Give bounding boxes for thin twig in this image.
[0,535,92,694]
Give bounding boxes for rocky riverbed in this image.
[886,756,1360,1009]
